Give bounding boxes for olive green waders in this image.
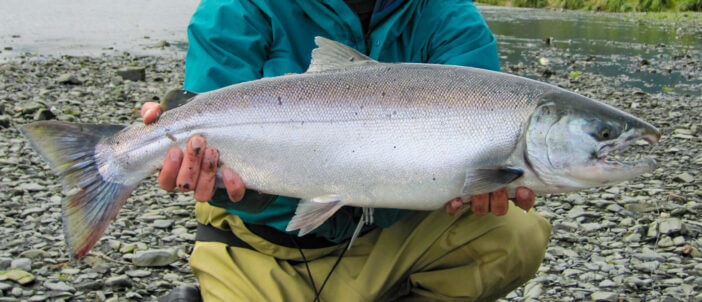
[190,202,551,301]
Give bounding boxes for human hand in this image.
[444,187,535,216]
[140,103,245,202]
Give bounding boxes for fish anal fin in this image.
[287,195,344,236]
[306,37,378,73]
[461,167,524,196]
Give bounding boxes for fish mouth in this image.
[596,129,660,169]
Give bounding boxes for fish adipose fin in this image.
[21,121,136,259]
[461,167,524,196]
[160,88,198,111]
[287,194,345,236]
[306,36,379,73]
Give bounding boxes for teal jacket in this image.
[184,0,500,242]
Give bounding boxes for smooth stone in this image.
[19,249,48,260]
[591,291,618,301]
[152,219,173,229]
[116,67,146,81]
[0,270,35,285]
[105,275,131,288]
[44,281,75,292]
[10,259,31,271]
[75,280,103,291]
[673,172,694,183]
[56,73,82,85]
[133,249,177,267]
[659,218,683,235]
[126,269,151,278]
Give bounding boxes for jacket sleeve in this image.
[424,1,500,72]
[184,0,271,93]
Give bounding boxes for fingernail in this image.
[192,137,204,155]
[169,148,180,161]
[222,168,233,180]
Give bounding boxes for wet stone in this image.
[105,275,131,288]
[132,249,177,267]
[116,67,146,81]
[0,270,35,285]
[591,291,618,301]
[10,259,31,271]
[44,281,75,292]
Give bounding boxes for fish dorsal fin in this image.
[160,89,198,111]
[306,36,378,73]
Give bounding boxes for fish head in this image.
[524,90,660,191]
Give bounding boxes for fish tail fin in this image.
[21,121,134,259]
[286,195,345,236]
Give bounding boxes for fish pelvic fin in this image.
[286,194,345,236]
[20,121,135,259]
[461,167,524,196]
[306,37,378,73]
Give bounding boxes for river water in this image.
[1,1,699,94]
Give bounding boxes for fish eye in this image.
[588,122,619,141]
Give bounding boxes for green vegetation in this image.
[475,0,701,12]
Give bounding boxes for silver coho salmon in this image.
[21,37,660,258]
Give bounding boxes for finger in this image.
[176,135,206,192]
[490,188,509,216]
[471,193,490,216]
[194,147,218,202]
[514,186,535,211]
[157,147,183,192]
[140,102,160,117]
[444,197,464,216]
[222,168,245,202]
[143,107,162,125]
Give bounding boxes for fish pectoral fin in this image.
[286,195,345,236]
[461,167,524,196]
[160,89,198,111]
[306,37,379,73]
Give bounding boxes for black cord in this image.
[314,240,350,302]
[290,236,319,299]
[290,235,351,302]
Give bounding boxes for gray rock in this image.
[55,73,82,85]
[15,101,43,114]
[0,282,11,291]
[10,258,31,271]
[0,270,35,285]
[44,281,75,292]
[116,67,146,81]
[658,236,674,247]
[0,258,11,270]
[33,108,55,121]
[105,275,131,288]
[623,233,641,242]
[126,269,151,278]
[19,249,48,260]
[152,219,173,229]
[132,249,177,267]
[0,115,10,128]
[599,279,617,287]
[658,218,683,235]
[673,172,694,183]
[75,280,103,291]
[634,261,659,273]
[591,291,618,301]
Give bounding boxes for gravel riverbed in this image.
[0,49,700,301]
